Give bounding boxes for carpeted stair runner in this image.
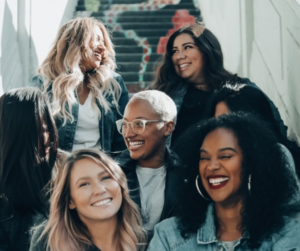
[75,0,202,94]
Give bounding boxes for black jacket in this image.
[0,197,44,251]
[114,148,189,236]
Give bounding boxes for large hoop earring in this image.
[248,175,251,193]
[195,175,210,201]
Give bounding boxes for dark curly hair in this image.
[173,112,298,249]
[152,23,239,94]
[205,84,300,178]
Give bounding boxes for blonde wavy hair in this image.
[39,149,146,251]
[38,17,121,124]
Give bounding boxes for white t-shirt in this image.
[72,92,101,151]
[136,165,166,232]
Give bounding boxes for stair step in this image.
[118,72,155,82]
[100,0,145,4]
[115,46,143,53]
[113,16,176,23]
[116,53,163,62]
[116,45,160,54]
[125,81,152,93]
[107,22,173,30]
[117,62,158,72]
[112,38,137,46]
[113,29,168,37]
[112,37,161,46]
[99,3,196,11]
[92,9,200,17]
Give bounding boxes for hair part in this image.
[38,17,121,124]
[39,149,146,251]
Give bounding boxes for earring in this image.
[248,175,251,193]
[195,175,210,201]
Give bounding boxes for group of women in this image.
[0,16,300,251]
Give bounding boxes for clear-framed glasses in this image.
[116,119,164,136]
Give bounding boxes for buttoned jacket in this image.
[148,203,300,251]
[29,71,128,152]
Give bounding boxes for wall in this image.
[198,0,300,139]
[0,0,77,94]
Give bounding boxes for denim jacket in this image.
[148,203,300,251]
[29,72,128,152]
[168,78,287,138]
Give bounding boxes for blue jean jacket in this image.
[29,71,128,152]
[148,204,300,251]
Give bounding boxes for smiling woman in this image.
[30,17,129,153]
[30,149,146,251]
[113,90,189,242]
[152,22,287,148]
[148,113,300,251]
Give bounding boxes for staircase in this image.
[75,0,202,94]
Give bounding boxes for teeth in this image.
[179,63,190,68]
[94,52,102,58]
[129,141,144,146]
[92,198,112,206]
[209,177,229,186]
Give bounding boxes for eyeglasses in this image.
[116,119,164,136]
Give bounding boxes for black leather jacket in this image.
[113,148,189,239]
[0,197,40,251]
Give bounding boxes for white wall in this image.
[198,0,300,139]
[0,0,77,94]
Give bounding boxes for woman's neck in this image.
[86,217,119,251]
[214,200,243,241]
[137,146,166,169]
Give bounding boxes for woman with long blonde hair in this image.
[30,17,128,152]
[30,149,146,251]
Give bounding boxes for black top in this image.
[171,86,213,146]
[29,221,102,251]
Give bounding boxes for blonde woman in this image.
[30,17,128,152]
[30,149,146,251]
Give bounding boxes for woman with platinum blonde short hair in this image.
[114,90,189,241]
[30,17,128,152]
[30,149,146,251]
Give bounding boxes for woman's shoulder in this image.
[154,217,181,236]
[148,217,197,250]
[268,216,300,249]
[30,220,48,251]
[29,75,44,88]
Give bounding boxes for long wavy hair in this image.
[38,17,121,124]
[0,87,58,214]
[173,113,298,248]
[152,23,238,94]
[40,149,146,251]
[205,84,300,178]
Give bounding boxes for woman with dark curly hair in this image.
[205,84,300,179]
[148,113,300,250]
[152,23,286,147]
